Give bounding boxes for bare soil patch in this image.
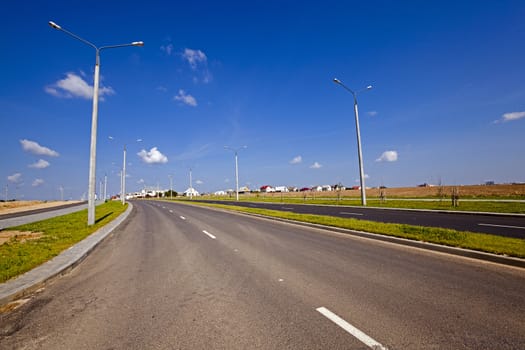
[0,231,43,246]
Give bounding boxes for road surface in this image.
[1,200,524,349]
[197,199,525,239]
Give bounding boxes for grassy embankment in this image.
[178,200,525,259]
[0,201,127,283]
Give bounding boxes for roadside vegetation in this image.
[199,183,525,214]
[200,196,525,214]
[0,201,127,283]
[179,201,525,259]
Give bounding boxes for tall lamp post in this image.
[49,21,143,225]
[168,174,173,200]
[121,145,127,205]
[224,146,247,201]
[333,78,372,206]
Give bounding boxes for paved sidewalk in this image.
[0,203,133,306]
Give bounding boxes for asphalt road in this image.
[1,200,524,349]
[197,200,525,239]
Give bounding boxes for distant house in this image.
[311,185,323,192]
[321,185,332,192]
[214,190,226,196]
[275,186,289,193]
[299,187,310,192]
[260,185,275,193]
[239,186,250,193]
[183,187,199,197]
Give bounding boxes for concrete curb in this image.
[181,201,525,269]
[0,203,133,307]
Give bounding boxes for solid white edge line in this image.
[478,223,525,230]
[202,230,216,239]
[316,307,388,349]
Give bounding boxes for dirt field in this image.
[0,201,81,215]
[251,184,525,199]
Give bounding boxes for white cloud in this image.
[182,48,207,69]
[290,155,302,164]
[181,48,213,84]
[310,162,322,169]
[137,179,145,184]
[32,178,44,187]
[495,111,525,123]
[376,150,398,162]
[160,43,174,56]
[156,86,168,92]
[45,72,114,100]
[20,139,59,157]
[196,180,203,185]
[137,147,168,164]
[174,89,197,107]
[29,159,50,169]
[367,111,378,117]
[8,173,22,183]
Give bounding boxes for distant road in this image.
[0,202,87,229]
[1,200,523,349]
[194,200,525,239]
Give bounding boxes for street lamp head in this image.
[132,41,144,47]
[333,78,342,84]
[366,85,373,90]
[48,21,61,30]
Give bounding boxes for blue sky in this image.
[1,0,524,200]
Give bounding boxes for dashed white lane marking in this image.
[180,216,186,220]
[340,212,364,216]
[478,223,525,230]
[282,207,294,210]
[316,307,388,350]
[169,210,173,213]
[249,204,257,207]
[202,230,216,239]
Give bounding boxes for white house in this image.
[183,187,199,197]
[321,185,332,192]
[275,186,289,192]
[214,190,226,196]
[260,185,275,193]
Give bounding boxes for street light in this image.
[121,145,127,205]
[224,146,247,201]
[333,78,372,206]
[49,21,143,225]
[168,174,173,200]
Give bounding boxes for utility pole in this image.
[122,145,127,204]
[168,174,173,200]
[189,168,193,199]
[104,173,107,202]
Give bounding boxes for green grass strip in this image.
[199,196,525,214]
[0,201,128,283]
[183,201,525,258]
